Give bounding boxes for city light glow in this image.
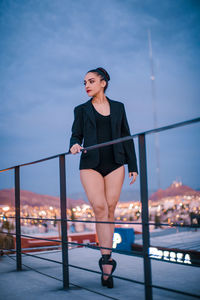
[2,206,10,212]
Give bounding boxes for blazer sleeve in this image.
[121,103,138,174]
[69,106,84,150]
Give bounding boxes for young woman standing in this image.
[69,67,138,288]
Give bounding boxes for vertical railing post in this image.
[59,154,69,289]
[138,134,153,300]
[15,166,22,271]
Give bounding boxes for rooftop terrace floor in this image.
[0,246,200,300]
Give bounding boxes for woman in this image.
[69,67,138,288]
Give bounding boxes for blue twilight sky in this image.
[0,0,200,198]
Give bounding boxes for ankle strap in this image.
[102,254,111,262]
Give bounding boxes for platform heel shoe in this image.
[99,254,117,288]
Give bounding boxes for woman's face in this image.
[84,72,106,97]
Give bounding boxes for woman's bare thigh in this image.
[104,165,125,209]
[80,169,106,209]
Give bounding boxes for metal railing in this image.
[0,116,200,300]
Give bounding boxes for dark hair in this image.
[87,67,110,92]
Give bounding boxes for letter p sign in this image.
[113,233,122,248]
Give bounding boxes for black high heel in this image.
[99,254,117,288]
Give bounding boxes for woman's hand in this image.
[129,172,138,185]
[70,143,83,154]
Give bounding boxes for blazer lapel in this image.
[83,97,119,134]
[108,97,119,136]
[83,98,96,126]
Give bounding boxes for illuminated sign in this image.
[149,247,191,264]
[113,233,122,248]
[113,228,134,251]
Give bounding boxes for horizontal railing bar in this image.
[2,247,69,255]
[0,153,64,173]
[0,231,60,243]
[5,216,143,225]
[21,251,63,265]
[23,245,61,251]
[0,117,199,173]
[2,245,61,252]
[4,216,200,228]
[148,222,200,228]
[16,233,62,243]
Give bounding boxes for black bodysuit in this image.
[91,105,123,177]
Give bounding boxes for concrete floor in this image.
[0,247,200,300]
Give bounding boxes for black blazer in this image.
[69,97,138,173]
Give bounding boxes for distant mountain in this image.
[0,188,86,208]
[149,181,200,201]
[1,180,198,208]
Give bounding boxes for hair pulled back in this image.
[87,67,110,92]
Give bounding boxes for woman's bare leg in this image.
[80,169,112,255]
[80,166,125,280]
[104,165,125,240]
[102,166,125,279]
